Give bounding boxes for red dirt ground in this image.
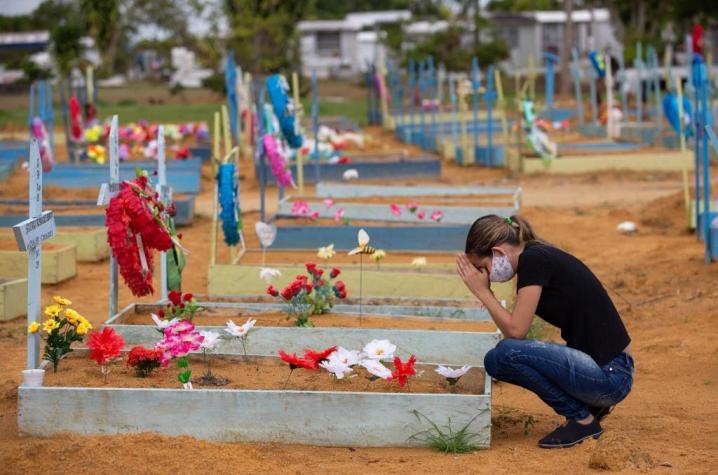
[1,134,717,473]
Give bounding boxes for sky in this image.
[1,0,45,16]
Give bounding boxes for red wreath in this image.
[106,176,173,296]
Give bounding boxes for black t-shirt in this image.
[516,243,630,366]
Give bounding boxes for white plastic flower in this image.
[362,339,396,360]
[411,257,428,267]
[435,365,471,380]
[317,244,336,260]
[199,330,221,351]
[331,346,364,366]
[359,359,392,379]
[225,318,257,338]
[151,313,177,330]
[342,169,359,181]
[320,359,353,379]
[259,267,282,283]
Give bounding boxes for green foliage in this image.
[409,410,487,454]
[487,0,560,11]
[20,60,53,83]
[403,26,508,71]
[202,73,226,96]
[51,22,85,75]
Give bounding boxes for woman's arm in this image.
[457,253,541,339]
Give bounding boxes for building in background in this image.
[298,10,411,79]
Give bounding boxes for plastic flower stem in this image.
[359,253,363,326]
[261,246,266,266]
[283,368,294,389]
[241,336,248,358]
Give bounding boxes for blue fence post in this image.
[471,57,481,165]
[397,62,404,136]
[408,59,416,145]
[224,51,239,143]
[311,70,320,183]
[698,61,712,262]
[544,51,559,112]
[44,81,55,153]
[692,58,702,240]
[484,65,497,167]
[418,59,426,149]
[449,73,458,157]
[571,48,584,125]
[428,57,438,151]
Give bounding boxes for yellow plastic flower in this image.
[44,304,62,318]
[317,244,336,260]
[43,319,60,334]
[411,257,428,267]
[53,296,72,306]
[76,321,91,335]
[372,249,387,261]
[77,316,92,330]
[27,322,40,334]
[64,308,81,325]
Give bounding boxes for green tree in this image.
[51,22,85,75]
[224,0,311,74]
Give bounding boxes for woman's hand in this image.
[456,253,492,301]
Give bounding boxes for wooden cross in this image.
[12,139,56,369]
[97,115,120,319]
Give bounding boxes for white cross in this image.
[156,126,173,300]
[12,139,56,369]
[97,115,120,319]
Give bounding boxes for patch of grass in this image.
[301,97,366,127]
[409,409,487,454]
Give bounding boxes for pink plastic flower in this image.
[430,210,444,222]
[323,199,334,209]
[334,208,345,222]
[309,211,320,220]
[291,200,311,216]
[406,201,419,213]
[155,320,204,366]
[263,133,296,189]
[417,210,426,220]
[389,204,402,217]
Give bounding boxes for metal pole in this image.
[157,126,168,300]
[26,139,42,370]
[471,57,480,164]
[571,48,584,125]
[108,115,119,319]
[408,59,415,144]
[312,71,320,183]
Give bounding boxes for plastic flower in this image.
[53,296,72,306]
[151,313,177,330]
[334,208,345,222]
[304,346,337,366]
[267,286,279,297]
[76,321,92,335]
[87,327,125,366]
[411,257,428,267]
[168,290,183,306]
[406,201,419,213]
[390,355,417,387]
[317,244,336,260]
[330,267,341,278]
[43,319,60,333]
[27,322,40,334]
[435,365,471,385]
[259,267,282,283]
[389,203,402,216]
[225,318,256,338]
[278,350,318,370]
[291,200,311,216]
[44,304,61,318]
[363,339,396,360]
[430,210,444,222]
[323,198,334,208]
[342,169,359,181]
[331,346,364,366]
[417,210,426,220]
[320,358,353,379]
[65,308,84,325]
[360,359,392,379]
[199,330,221,351]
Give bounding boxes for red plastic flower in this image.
[330,267,341,278]
[168,290,183,306]
[267,285,279,297]
[303,346,337,366]
[183,292,193,302]
[278,350,317,370]
[305,262,317,273]
[88,327,125,366]
[390,355,417,387]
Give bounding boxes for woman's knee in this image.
[484,338,523,377]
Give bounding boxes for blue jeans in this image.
[484,338,634,420]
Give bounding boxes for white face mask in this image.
[489,252,515,282]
